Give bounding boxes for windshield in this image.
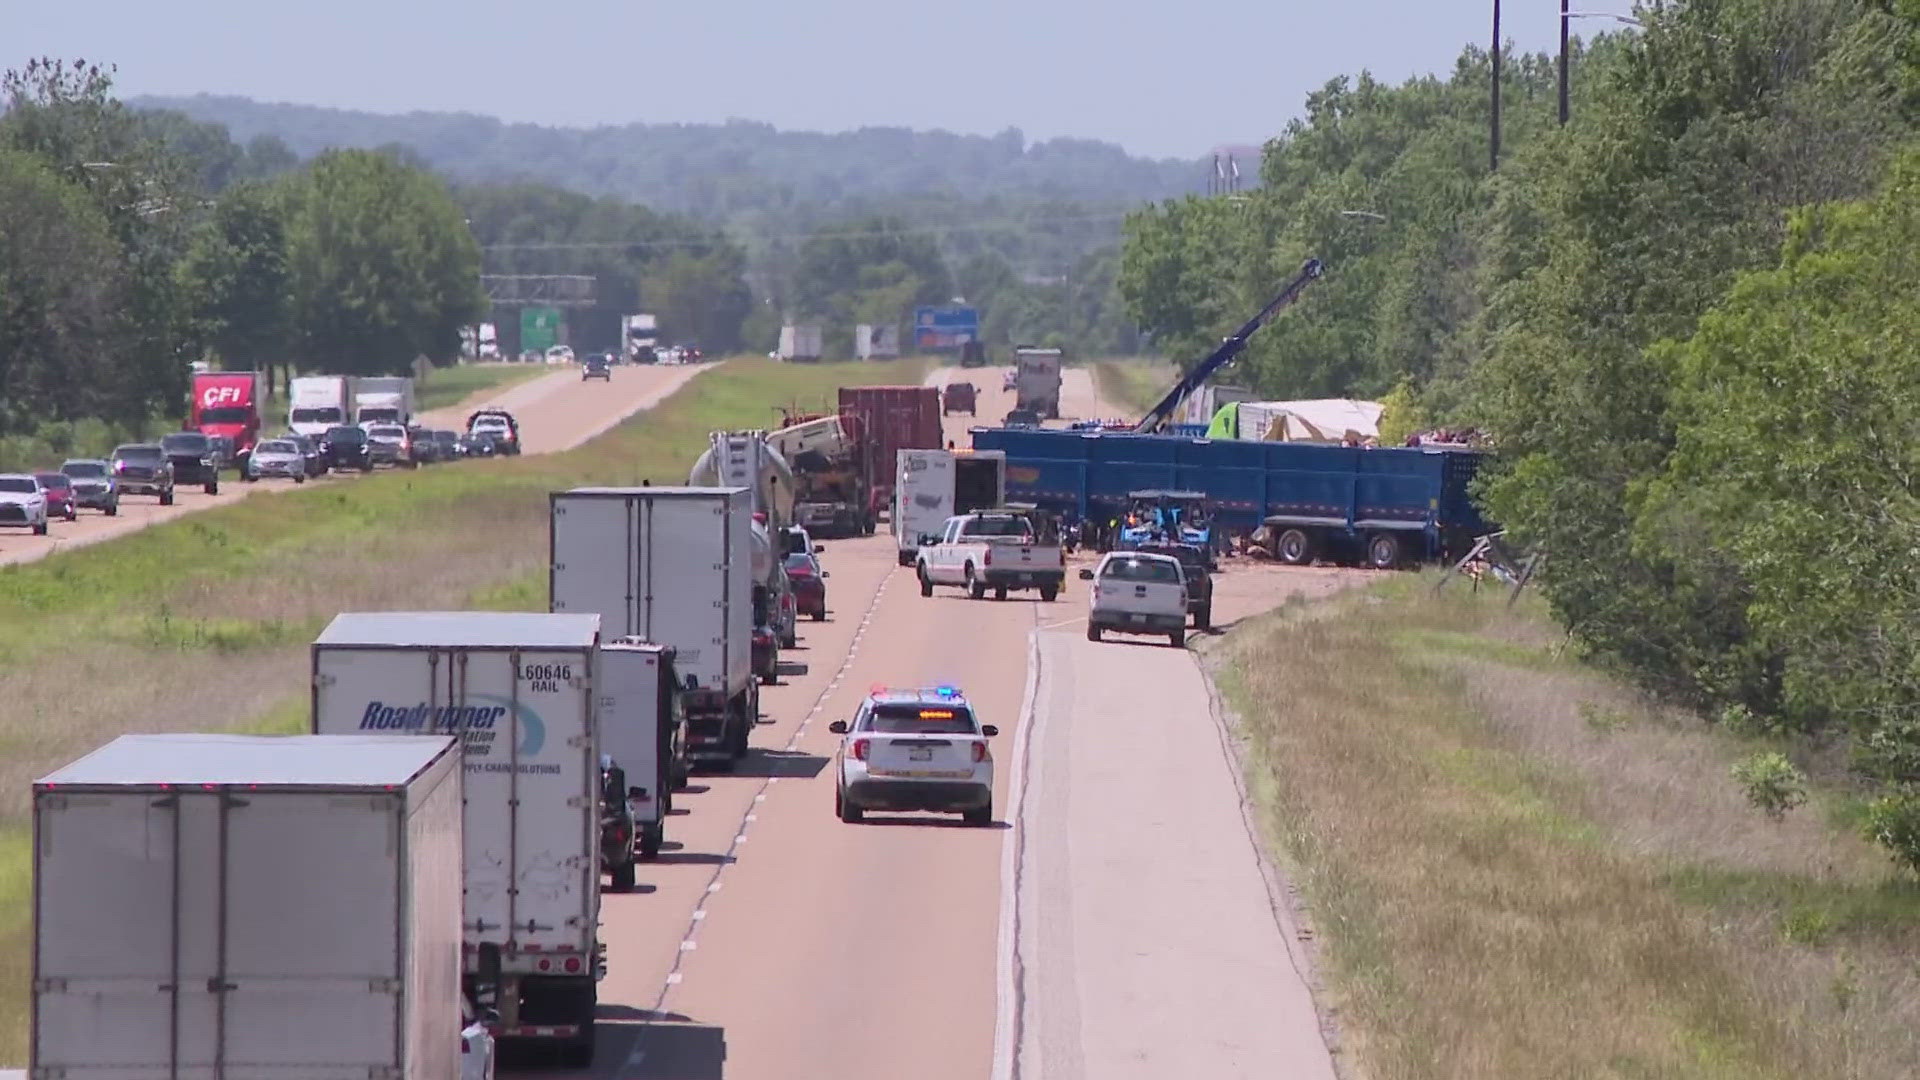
[35,473,68,488]
[359,408,399,420]
[966,516,1034,539]
[367,426,404,439]
[0,478,37,494]
[862,703,980,735]
[1101,556,1183,584]
[257,441,295,454]
[161,434,208,453]
[62,462,107,478]
[434,431,457,444]
[325,427,366,443]
[290,407,342,423]
[1139,546,1205,569]
[114,446,162,461]
[472,418,509,432]
[198,406,252,424]
[784,553,817,571]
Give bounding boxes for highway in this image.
[0,361,707,569]
[556,365,1349,1079]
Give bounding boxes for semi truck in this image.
[33,733,466,1080]
[355,376,415,428]
[550,487,758,769]
[598,639,685,888]
[769,413,872,538]
[1013,347,1063,420]
[310,611,605,1067]
[892,448,1007,565]
[688,430,796,533]
[778,324,824,363]
[288,374,357,436]
[854,323,900,360]
[189,370,266,470]
[838,385,941,525]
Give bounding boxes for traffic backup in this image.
[829,686,998,826]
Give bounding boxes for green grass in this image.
[1218,579,1920,1079]
[0,357,927,1064]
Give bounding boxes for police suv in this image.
[829,687,999,826]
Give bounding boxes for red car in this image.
[784,552,828,621]
[33,472,76,521]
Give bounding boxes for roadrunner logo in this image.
[357,695,546,757]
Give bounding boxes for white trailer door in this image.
[551,495,639,638]
[897,450,954,550]
[642,497,734,691]
[597,647,664,824]
[454,649,597,955]
[313,646,453,736]
[221,791,401,1077]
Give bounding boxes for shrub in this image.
[1731,751,1808,822]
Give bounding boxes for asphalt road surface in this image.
[0,361,707,569]
[549,365,1348,1079]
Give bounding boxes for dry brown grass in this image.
[1217,576,1920,1080]
[0,358,926,1064]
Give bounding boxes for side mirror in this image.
[1078,568,1095,580]
[814,544,825,553]
[981,724,999,737]
[821,571,831,578]
[628,786,645,800]
[827,720,849,734]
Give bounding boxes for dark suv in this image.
[159,432,220,494]
[320,425,373,472]
[1134,542,1215,630]
[582,355,611,381]
[109,444,176,505]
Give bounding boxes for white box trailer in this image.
[310,611,603,1066]
[597,640,685,885]
[893,449,1007,564]
[550,487,757,768]
[32,733,462,1080]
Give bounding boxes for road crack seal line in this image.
[992,601,1047,1080]
[622,561,895,1072]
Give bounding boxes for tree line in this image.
[1116,0,1920,870]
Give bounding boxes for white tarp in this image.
[1234,399,1383,442]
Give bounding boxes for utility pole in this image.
[1490,0,1502,171]
[1558,0,1571,124]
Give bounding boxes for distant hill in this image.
[130,95,1208,219]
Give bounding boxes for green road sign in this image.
[521,307,561,353]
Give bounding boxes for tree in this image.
[180,182,292,386]
[642,250,753,352]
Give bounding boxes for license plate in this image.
[909,747,934,761]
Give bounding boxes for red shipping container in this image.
[837,386,941,515]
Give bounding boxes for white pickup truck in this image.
[915,510,1065,602]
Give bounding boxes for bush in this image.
[1863,790,1920,876]
[1731,751,1808,822]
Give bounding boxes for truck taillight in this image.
[852,739,869,761]
[982,547,992,567]
[972,742,988,763]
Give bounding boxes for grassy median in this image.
[1215,578,1920,1079]
[0,357,925,1063]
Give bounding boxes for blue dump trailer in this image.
[967,426,1489,569]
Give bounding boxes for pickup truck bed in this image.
[915,511,1065,601]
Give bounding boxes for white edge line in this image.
[991,624,1044,1080]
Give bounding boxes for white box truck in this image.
[311,611,604,1067]
[1014,347,1064,420]
[287,374,356,436]
[597,639,686,884]
[854,323,900,360]
[32,733,464,1080]
[355,376,415,428]
[778,324,823,363]
[893,448,1007,564]
[550,487,756,768]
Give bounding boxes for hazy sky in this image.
[12,0,1638,159]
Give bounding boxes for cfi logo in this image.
[200,385,245,407]
[468,693,546,756]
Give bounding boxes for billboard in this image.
[521,307,562,353]
[912,306,979,351]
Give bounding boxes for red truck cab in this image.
[190,372,265,469]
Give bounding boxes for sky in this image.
[12,0,1640,160]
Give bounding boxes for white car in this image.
[545,345,575,365]
[0,473,51,535]
[245,438,307,483]
[829,687,998,826]
[364,423,414,468]
[1080,551,1190,647]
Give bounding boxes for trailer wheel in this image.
[1274,528,1314,566]
[1040,585,1058,602]
[918,566,934,596]
[609,859,636,892]
[1194,603,1212,631]
[558,992,597,1069]
[1366,532,1402,570]
[638,823,662,862]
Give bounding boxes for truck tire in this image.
[160,490,174,506]
[1040,585,1058,602]
[1366,532,1402,570]
[205,479,218,495]
[993,586,1008,601]
[559,986,597,1069]
[638,823,662,861]
[32,520,47,536]
[294,474,304,484]
[104,503,117,517]
[836,785,864,824]
[759,670,776,686]
[1275,528,1313,566]
[1169,629,1187,648]
[964,802,993,827]
[918,567,934,596]
[966,566,986,600]
[609,859,636,893]
[1194,603,1212,631]
[1086,624,1101,642]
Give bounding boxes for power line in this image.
[478,207,1138,253]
